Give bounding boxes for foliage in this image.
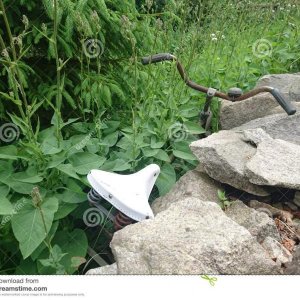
[0,0,299,274]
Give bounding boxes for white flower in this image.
[221,35,225,39]
[210,33,216,38]
[211,37,218,42]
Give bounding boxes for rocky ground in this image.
[86,73,300,275]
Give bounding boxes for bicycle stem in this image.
[141,53,296,115]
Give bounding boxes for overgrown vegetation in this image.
[0,0,299,274]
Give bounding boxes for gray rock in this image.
[285,246,300,274]
[226,201,280,243]
[234,113,300,146]
[293,191,300,208]
[111,197,279,275]
[255,73,300,102]
[249,200,293,224]
[220,73,300,130]
[152,170,222,214]
[85,263,118,275]
[219,93,278,130]
[262,237,292,265]
[190,131,270,196]
[245,138,300,190]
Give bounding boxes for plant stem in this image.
[53,0,63,145]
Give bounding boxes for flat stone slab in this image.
[111,197,279,275]
[233,113,300,146]
[190,131,271,196]
[245,137,300,190]
[152,170,222,214]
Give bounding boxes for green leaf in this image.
[150,137,165,149]
[0,196,13,215]
[46,151,67,169]
[142,147,159,157]
[54,202,77,220]
[52,229,88,274]
[31,221,59,261]
[58,180,87,204]
[55,164,80,180]
[15,258,38,275]
[11,196,59,259]
[68,152,106,175]
[184,121,206,134]
[0,145,20,160]
[0,184,10,197]
[172,150,197,161]
[12,171,43,183]
[100,131,119,147]
[39,127,62,155]
[155,163,176,196]
[154,149,170,162]
[2,180,35,194]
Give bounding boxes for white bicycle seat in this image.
[87,164,160,221]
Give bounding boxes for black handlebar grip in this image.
[270,88,296,116]
[141,53,175,65]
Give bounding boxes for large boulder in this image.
[220,73,300,129]
[226,200,280,243]
[190,131,271,196]
[152,170,222,214]
[220,93,278,130]
[255,73,300,102]
[111,197,279,275]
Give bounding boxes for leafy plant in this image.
[0,0,299,274]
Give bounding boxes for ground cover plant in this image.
[0,0,299,274]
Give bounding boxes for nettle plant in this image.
[0,0,203,274]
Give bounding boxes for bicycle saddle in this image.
[87,164,160,221]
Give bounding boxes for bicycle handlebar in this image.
[141,53,296,116]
